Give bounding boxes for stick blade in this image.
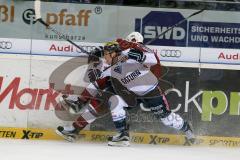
[190,8,205,18]
[34,0,41,20]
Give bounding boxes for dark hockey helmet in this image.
[103,41,121,54]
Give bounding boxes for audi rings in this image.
[76,45,96,53]
[0,41,12,49]
[160,49,181,58]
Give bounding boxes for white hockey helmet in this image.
[126,32,144,43]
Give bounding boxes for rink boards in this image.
[1,127,240,147]
[0,1,240,147]
[0,39,240,146]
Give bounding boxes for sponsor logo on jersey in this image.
[121,69,141,84]
[113,66,122,74]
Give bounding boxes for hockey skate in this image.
[108,130,130,147]
[60,94,85,114]
[182,122,199,145]
[55,126,80,142]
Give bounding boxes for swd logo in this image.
[22,9,37,25]
[135,11,187,46]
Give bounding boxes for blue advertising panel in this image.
[134,10,240,49]
[135,11,187,46]
[189,21,240,49]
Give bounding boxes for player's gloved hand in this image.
[61,94,87,114]
[127,48,146,63]
[88,46,104,63]
[88,68,102,82]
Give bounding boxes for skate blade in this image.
[184,137,202,146]
[55,129,76,142]
[108,141,130,147]
[191,138,202,145]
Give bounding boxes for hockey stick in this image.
[34,0,105,93]
[145,8,205,45]
[142,9,205,89]
[34,0,89,55]
[34,0,117,73]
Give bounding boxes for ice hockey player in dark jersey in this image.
[56,33,196,147]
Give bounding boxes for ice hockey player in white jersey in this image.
[56,34,196,147]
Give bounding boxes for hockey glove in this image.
[60,95,87,114]
[88,68,102,82]
[88,46,104,63]
[127,49,146,63]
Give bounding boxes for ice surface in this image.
[0,139,239,160]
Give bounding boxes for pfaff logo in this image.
[134,11,187,46]
[0,4,14,22]
[46,9,92,26]
[22,130,43,139]
[160,49,181,58]
[0,41,12,49]
[22,8,92,27]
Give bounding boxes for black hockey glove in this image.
[88,68,102,82]
[61,95,87,114]
[88,46,104,63]
[127,49,146,63]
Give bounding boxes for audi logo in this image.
[0,41,12,49]
[160,49,181,58]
